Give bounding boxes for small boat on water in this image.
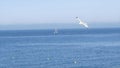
[54,28,58,35]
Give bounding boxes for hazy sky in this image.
[0,0,120,29]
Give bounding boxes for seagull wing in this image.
[76,17,89,28]
[79,20,88,28]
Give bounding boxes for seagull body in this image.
[76,17,88,28]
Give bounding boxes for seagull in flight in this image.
[76,17,88,28]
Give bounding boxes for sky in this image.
[0,0,120,29]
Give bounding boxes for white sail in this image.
[76,17,88,28]
[54,28,58,35]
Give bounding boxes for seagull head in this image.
[76,17,79,18]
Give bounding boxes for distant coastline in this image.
[0,23,120,30]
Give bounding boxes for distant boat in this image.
[76,17,88,28]
[54,28,58,35]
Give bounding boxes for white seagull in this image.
[76,17,88,28]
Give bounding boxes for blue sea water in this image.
[0,28,120,68]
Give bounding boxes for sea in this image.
[0,28,120,68]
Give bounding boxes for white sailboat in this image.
[54,28,58,35]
